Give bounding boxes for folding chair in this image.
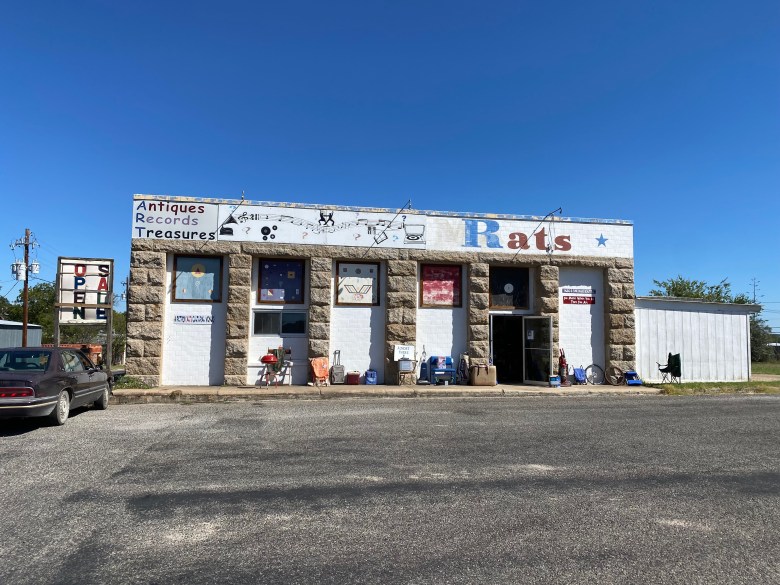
[309,357,330,387]
[657,353,682,383]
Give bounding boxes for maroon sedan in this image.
[0,347,110,425]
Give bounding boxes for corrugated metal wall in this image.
[635,300,751,382]
[0,325,43,348]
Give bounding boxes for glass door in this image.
[523,316,553,385]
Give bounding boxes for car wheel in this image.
[94,386,109,410]
[49,391,70,425]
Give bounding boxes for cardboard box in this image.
[469,365,497,386]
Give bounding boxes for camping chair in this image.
[309,357,330,387]
[657,353,682,383]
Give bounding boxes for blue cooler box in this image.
[364,370,378,385]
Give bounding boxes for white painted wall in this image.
[330,263,386,383]
[558,267,605,371]
[635,298,755,382]
[247,258,310,385]
[416,266,468,363]
[161,255,227,385]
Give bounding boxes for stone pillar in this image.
[605,259,636,373]
[308,257,332,359]
[535,264,560,355]
[385,259,417,384]
[467,262,490,366]
[223,253,252,385]
[126,250,166,387]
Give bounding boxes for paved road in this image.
[2,396,779,584]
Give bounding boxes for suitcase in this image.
[346,371,361,385]
[469,364,497,386]
[330,350,345,384]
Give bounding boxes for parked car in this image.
[0,347,110,425]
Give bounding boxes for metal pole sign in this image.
[55,257,114,371]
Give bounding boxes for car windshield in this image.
[0,350,52,373]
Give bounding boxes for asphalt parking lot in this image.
[2,395,779,584]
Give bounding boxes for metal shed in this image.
[635,297,759,382]
[0,320,43,348]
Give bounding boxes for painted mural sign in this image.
[561,286,597,305]
[216,203,428,249]
[57,258,113,324]
[131,197,634,258]
[132,199,220,240]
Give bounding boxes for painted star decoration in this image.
[596,234,608,247]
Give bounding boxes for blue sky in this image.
[1,0,778,331]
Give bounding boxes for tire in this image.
[606,366,625,386]
[49,391,70,425]
[585,364,605,385]
[93,385,109,410]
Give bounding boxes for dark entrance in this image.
[490,315,524,383]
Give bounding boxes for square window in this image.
[252,311,307,336]
[281,312,307,334]
[259,259,305,304]
[172,256,223,302]
[420,264,462,307]
[253,312,281,335]
[490,267,530,309]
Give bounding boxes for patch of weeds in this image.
[113,376,153,390]
[652,381,780,396]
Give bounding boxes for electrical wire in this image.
[1,281,20,300]
[511,207,563,261]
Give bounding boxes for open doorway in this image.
[490,315,524,383]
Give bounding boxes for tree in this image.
[649,276,749,304]
[650,275,772,362]
[9,282,56,342]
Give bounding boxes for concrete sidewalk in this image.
[111,383,660,404]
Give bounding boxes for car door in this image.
[75,351,107,399]
[61,350,93,407]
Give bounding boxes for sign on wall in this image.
[131,197,634,259]
[132,199,220,240]
[216,204,428,249]
[420,265,462,307]
[57,258,114,324]
[561,286,597,305]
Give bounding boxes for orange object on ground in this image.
[309,357,330,386]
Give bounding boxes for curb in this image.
[110,385,661,405]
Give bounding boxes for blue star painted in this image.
[596,234,608,247]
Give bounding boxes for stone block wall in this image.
[605,258,636,373]
[535,264,560,355]
[224,253,251,385]
[308,257,332,361]
[126,250,166,386]
[385,259,418,382]
[127,237,635,386]
[467,263,490,366]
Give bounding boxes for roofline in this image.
[133,194,634,226]
[636,296,761,312]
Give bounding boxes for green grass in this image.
[647,380,780,396]
[752,362,780,375]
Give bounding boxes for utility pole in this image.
[750,277,760,304]
[11,229,38,348]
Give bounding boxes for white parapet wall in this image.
[635,297,759,382]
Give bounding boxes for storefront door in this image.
[523,316,553,385]
[489,315,524,383]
